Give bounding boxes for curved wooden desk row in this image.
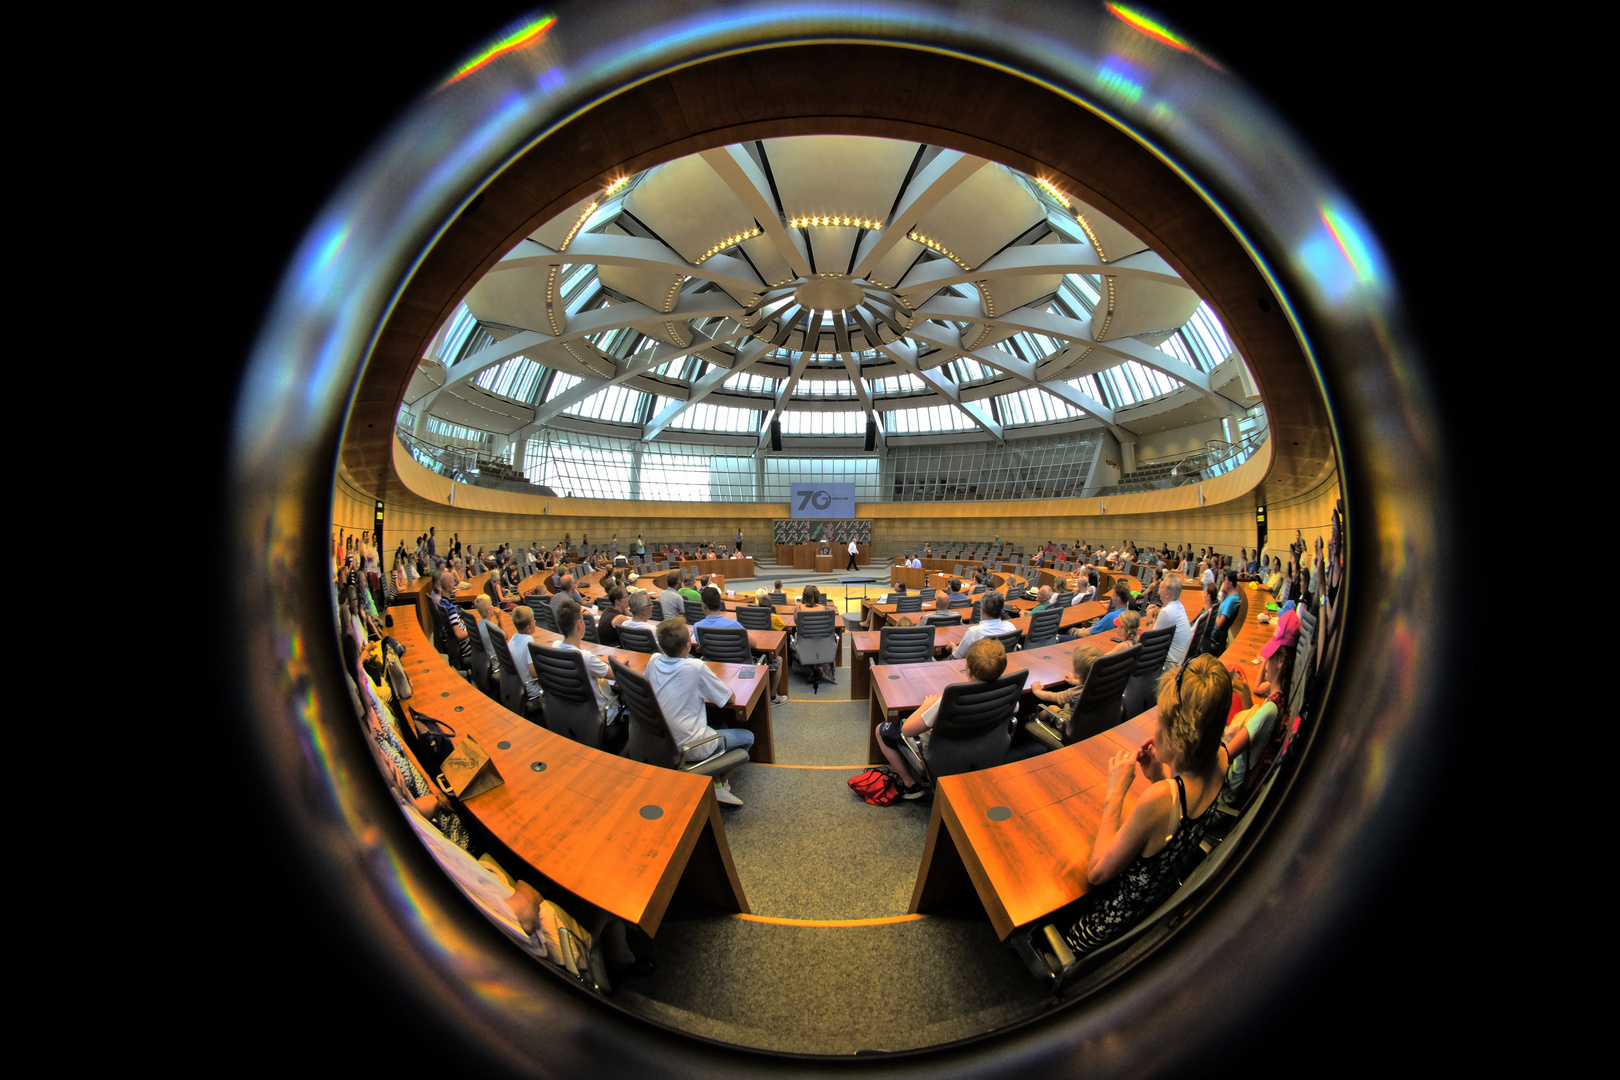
[890,586,1282,939]
[861,571,1028,632]
[390,587,763,935]
[848,600,1112,702]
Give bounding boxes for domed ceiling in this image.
[403,136,1260,450]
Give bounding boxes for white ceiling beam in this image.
[699,146,813,280]
[903,322,1128,440]
[492,234,766,297]
[643,339,774,441]
[911,294,1220,406]
[875,339,1002,443]
[896,243,1186,293]
[757,317,822,447]
[840,351,885,453]
[850,150,988,279]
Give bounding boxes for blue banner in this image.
[789,482,855,519]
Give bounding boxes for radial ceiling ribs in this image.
[410,135,1258,454]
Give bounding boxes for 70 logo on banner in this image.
[795,489,834,510]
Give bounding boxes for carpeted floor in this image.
[597,600,1059,1053]
[722,764,932,919]
[612,909,1055,1055]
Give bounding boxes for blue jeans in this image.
[715,727,755,752]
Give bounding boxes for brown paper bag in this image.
[439,735,504,799]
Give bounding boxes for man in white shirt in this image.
[952,590,1020,658]
[554,600,617,720]
[506,605,545,712]
[620,591,660,633]
[847,538,860,570]
[648,617,752,806]
[1071,569,1098,606]
[1156,575,1195,667]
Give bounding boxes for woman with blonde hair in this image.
[1051,654,1230,954]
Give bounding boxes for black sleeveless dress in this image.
[1063,775,1212,953]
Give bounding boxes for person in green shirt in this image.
[677,570,701,604]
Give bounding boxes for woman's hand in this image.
[1107,748,1137,794]
[1137,737,1169,782]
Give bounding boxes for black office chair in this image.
[895,595,923,613]
[1288,606,1318,723]
[1120,626,1177,718]
[683,600,705,624]
[427,599,470,675]
[791,609,839,694]
[896,670,1026,784]
[696,624,752,665]
[484,622,540,718]
[611,657,750,778]
[969,599,982,624]
[616,626,660,654]
[988,629,1023,653]
[918,587,936,603]
[648,599,666,622]
[1023,644,1141,751]
[769,591,788,606]
[530,643,611,748]
[876,624,935,665]
[1024,606,1064,649]
[465,620,496,697]
[735,605,773,630]
[581,610,600,644]
[920,609,962,628]
[534,600,560,634]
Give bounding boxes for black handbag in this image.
[404,709,457,772]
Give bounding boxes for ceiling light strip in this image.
[694,225,762,264]
[1035,177,1072,208]
[907,230,972,270]
[788,215,882,230]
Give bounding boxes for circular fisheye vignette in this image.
[230,1,1444,1075]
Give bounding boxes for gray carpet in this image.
[722,766,933,919]
[598,616,1060,1054]
[613,911,1055,1055]
[766,661,874,763]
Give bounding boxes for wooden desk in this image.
[847,625,969,701]
[865,641,1086,764]
[717,599,847,668]
[898,584,1281,938]
[389,606,748,935]
[814,554,833,573]
[909,711,1159,939]
[479,615,777,763]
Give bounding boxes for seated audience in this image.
[1156,576,1194,668]
[1220,664,1281,808]
[647,616,752,806]
[1051,654,1230,955]
[1029,644,1103,740]
[1086,581,1134,636]
[506,605,545,713]
[874,639,1010,799]
[554,600,617,722]
[952,590,1017,658]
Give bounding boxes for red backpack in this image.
[848,766,902,806]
